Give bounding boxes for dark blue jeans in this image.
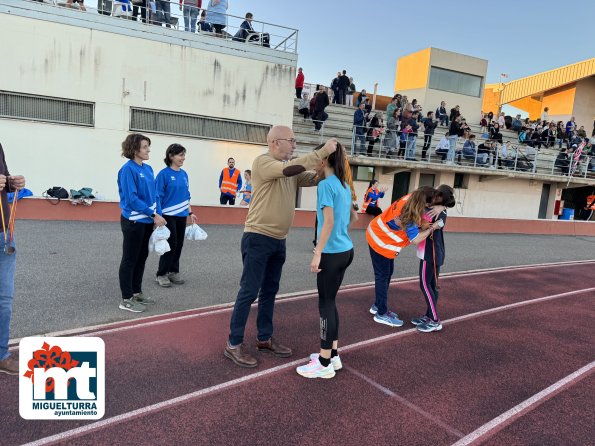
[229,232,286,346]
[369,245,394,316]
[0,236,16,360]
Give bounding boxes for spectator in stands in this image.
[504,115,512,130]
[541,107,549,123]
[436,101,449,126]
[555,147,570,175]
[544,123,556,147]
[519,128,531,144]
[331,72,341,104]
[385,108,399,158]
[132,0,148,23]
[447,116,462,164]
[309,91,317,116]
[487,111,494,124]
[480,113,488,134]
[449,105,460,123]
[353,102,367,156]
[313,85,329,131]
[592,120,595,137]
[356,89,367,107]
[511,114,523,133]
[435,132,450,161]
[569,131,582,149]
[347,77,356,107]
[233,13,270,47]
[578,126,587,139]
[422,111,437,160]
[477,140,496,167]
[337,70,350,106]
[219,157,242,205]
[66,0,87,11]
[497,112,505,128]
[206,0,228,36]
[489,122,503,144]
[565,116,576,140]
[295,67,304,99]
[405,112,419,161]
[555,121,565,148]
[180,0,201,33]
[198,10,213,32]
[297,93,310,120]
[155,0,172,27]
[366,113,383,156]
[386,95,399,123]
[461,134,486,164]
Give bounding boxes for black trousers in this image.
[157,215,186,277]
[119,216,153,299]
[365,206,382,217]
[318,249,354,349]
[422,135,433,159]
[419,260,440,321]
[298,108,310,120]
[220,193,236,205]
[296,87,303,99]
[132,0,148,22]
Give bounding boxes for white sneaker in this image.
[296,358,336,379]
[309,353,342,371]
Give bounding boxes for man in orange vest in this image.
[219,157,242,205]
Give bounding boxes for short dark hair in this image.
[342,70,347,75]
[121,133,151,160]
[427,111,433,117]
[228,157,235,163]
[245,169,251,176]
[164,143,186,166]
[245,12,253,19]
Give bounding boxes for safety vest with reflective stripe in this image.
[220,167,241,195]
[587,194,595,211]
[366,194,411,259]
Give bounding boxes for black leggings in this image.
[119,216,153,299]
[365,205,382,217]
[157,215,187,277]
[419,260,440,321]
[318,249,354,349]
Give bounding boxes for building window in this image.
[130,108,270,145]
[419,173,435,188]
[0,91,94,127]
[428,67,483,97]
[453,173,469,189]
[352,165,376,182]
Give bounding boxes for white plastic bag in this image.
[149,226,171,256]
[185,224,208,241]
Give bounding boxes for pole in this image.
[372,83,378,111]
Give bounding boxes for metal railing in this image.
[19,0,299,53]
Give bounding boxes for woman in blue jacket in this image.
[117,134,166,313]
[155,144,197,287]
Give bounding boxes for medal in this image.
[0,183,18,255]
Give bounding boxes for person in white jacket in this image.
[435,133,451,161]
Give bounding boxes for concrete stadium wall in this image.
[15,199,595,236]
[0,10,295,204]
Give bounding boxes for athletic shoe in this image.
[119,299,146,313]
[168,273,185,285]
[132,293,155,305]
[296,358,335,379]
[417,320,443,333]
[411,315,432,326]
[309,353,342,371]
[373,312,404,327]
[369,305,399,319]
[156,275,172,288]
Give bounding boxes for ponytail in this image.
[327,142,346,187]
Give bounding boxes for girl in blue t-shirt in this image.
[297,142,354,380]
[155,144,197,288]
[239,170,252,206]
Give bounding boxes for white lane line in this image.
[451,361,595,446]
[20,287,594,446]
[345,365,465,439]
[9,258,594,345]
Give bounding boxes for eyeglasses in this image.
[275,138,297,145]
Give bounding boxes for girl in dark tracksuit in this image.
[412,185,455,333]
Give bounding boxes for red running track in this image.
[1,261,594,446]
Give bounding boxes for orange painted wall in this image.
[395,48,431,92]
[542,84,576,115]
[509,96,543,120]
[482,84,501,115]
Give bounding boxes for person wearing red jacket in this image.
[295,67,304,99]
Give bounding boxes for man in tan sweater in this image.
[225,126,337,368]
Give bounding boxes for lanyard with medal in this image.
[0,183,18,255]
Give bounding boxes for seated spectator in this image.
[233,12,270,47]
[504,115,512,130]
[511,114,523,133]
[297,93,310,120]
[518,128,531,144]
[66,0,87,11]
[478,140,496,167]
[555,148,570,175]
[435,133,451,161]
[198,10,213,32]
[497,112,505,128]
[490,123,503,144]
[524,144,537,161]
[461,135,487,164]
[480,113,488,133]
[436,101,449,126]
[577,126,587,139]
[206,0,228,36]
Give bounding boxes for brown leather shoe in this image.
[224,343,257,368]
[256,338,292,358]
[0,356,18,375]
